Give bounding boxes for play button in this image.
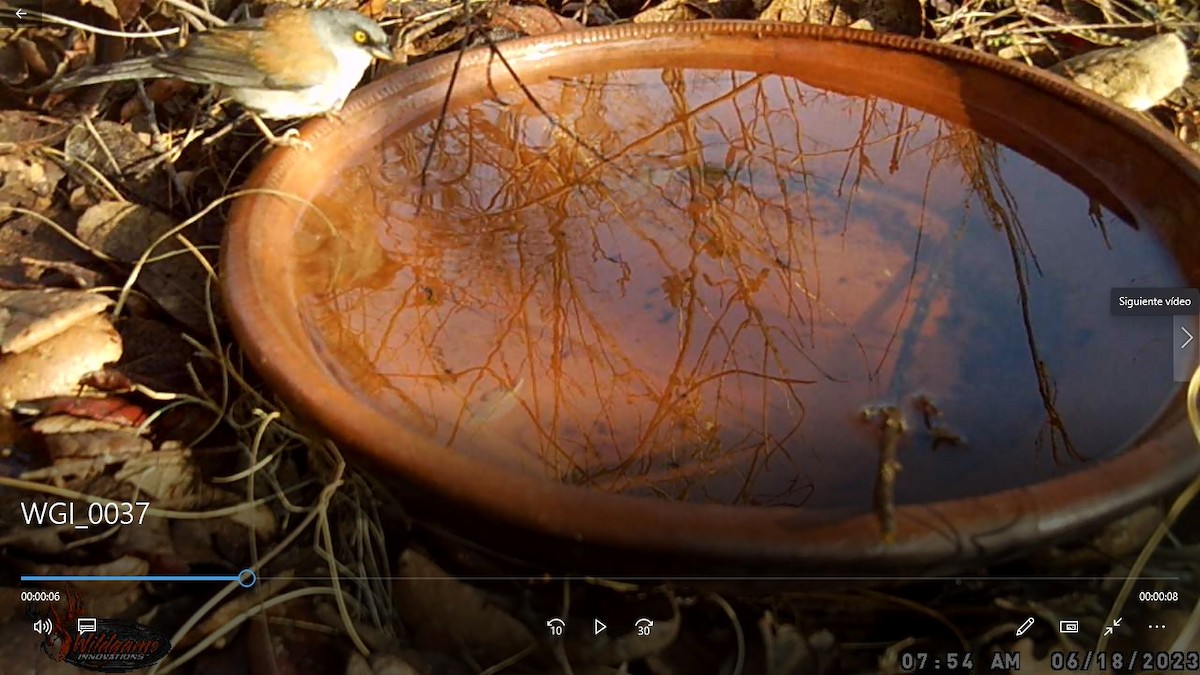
[594,618,606,635]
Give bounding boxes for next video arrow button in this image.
[1183,327,1194,349]
[594,618,606,635]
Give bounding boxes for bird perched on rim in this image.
[52,7,394,147]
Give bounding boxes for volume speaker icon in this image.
[33,618,52,635]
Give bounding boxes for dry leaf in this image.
[33,414,139,435]
[115,448,278,538]
[19,258,103,288]
[80,0,124,20]
[0,288,112,354]
[758,0,853,25]
[346,652,422,675]
[22,428,151,483]
[0,152,65,212]
[761,616,837,675]
[1052,33,1189,111]
[39,426,151,459]
[26,397,148,429]
[113,317,195,392]
[636,0,752,22]
[854,0,921,36]
[112,515,184,571]
[0,312,122,409]
[0,111,69,146]
[1012,638,1056,675]
[0,35,26,86]
[180,573,297,649]
[393,549,536,664]
[489,5,584,35]
[76,202,213,332]
[63,120,165,196]
[0,523,72,555]
[115,449,202,502]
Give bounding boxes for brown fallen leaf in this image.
[115,446,278,538]
[760,615,837,675]
[25,396,149,429]
[392,549,537,665]
[76,201,214,333]
[1052,33,1190,111]
[757,0,853,25]
[0,32,27,86]
[0,111,71,146]
[0,210,101,289]
[22,428,151,484]
[113,316,198,392]
[0,312,122,409]
[80,0,124,21]
[32,413,142,436]
[112,514,189,574]
[0,522,73,556]
[78,368,136,392]
[178,572,297,649]
[346,652,423,675]
[62,120,167,199]
[0,151,65,212]
[489,5,585,36]
[16,35,57,80]
[636,0,752,22]
[18,258,103,289]
[0,288,112,355]
[853,0,921,36]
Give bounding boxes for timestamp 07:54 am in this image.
[902,650,1200,672]
[901,651,1019,671]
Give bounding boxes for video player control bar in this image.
[1111,288,1199,316]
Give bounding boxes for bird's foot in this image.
[322,109,346,125]
[249,114,311,151]
[266,127,312,151]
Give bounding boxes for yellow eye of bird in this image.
[353,30,368,44]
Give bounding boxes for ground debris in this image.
[0,287,111,354]
[1052,33,1190,111]
[76,201,214,333]
[0,310,121,409]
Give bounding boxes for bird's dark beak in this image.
[369,45,394,61]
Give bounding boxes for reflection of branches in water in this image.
[955,133,1078,463]
[865,118,1013,393]
[415,5,614,214]
[348,68,1081,505]
[421,74,834,500]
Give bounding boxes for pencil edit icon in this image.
[1015,617,1035,636]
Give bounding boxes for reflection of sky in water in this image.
[296,69,1181,512]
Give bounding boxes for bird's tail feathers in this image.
[51,57,167,91]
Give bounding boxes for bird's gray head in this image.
[317,9,393,62]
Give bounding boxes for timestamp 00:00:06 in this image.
[18,500,151,528]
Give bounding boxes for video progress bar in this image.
[249,575,1183,582]
[21,569,257,587]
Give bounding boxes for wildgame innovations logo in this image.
[27,590,172,672]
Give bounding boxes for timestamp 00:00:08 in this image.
[1050,651,1200,671]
